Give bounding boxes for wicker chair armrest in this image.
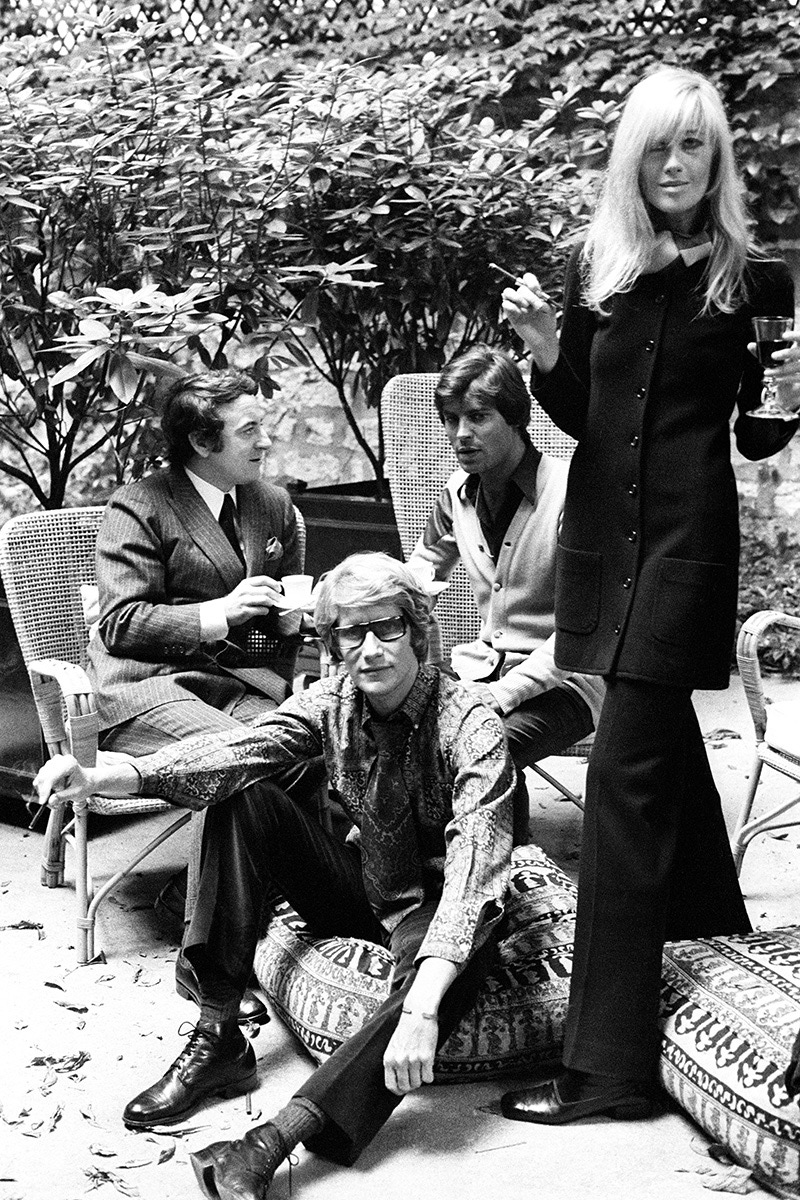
[28,657,99,767]
[736,611,800,741]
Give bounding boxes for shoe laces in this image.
[172,1021,223,1071]
[287,1152,299,1196]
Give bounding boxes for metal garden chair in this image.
[733,609,800,873]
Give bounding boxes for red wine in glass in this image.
[749,316,794,419]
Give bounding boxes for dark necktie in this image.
[219,492,244,564]
[360,714,425,932]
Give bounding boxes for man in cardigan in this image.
[408,345,604,838]
[35,553,517,1200]
[87,367,317,1022]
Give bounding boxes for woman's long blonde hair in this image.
[582,67,751,315]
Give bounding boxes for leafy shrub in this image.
[738,519,800,677]
[0,15,369,508]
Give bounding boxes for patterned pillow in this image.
[253,843,577,1080]
[659,928,800,1197]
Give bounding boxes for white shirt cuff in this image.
[199,598,229,642]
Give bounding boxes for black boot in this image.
[123,1022,257,1128]
[190,1121,287,1200]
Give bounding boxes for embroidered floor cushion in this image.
[659,928,800,1197]
[253,843,577,1080]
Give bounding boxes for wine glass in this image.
[749,316,794,419]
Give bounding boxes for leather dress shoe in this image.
[190,1121,287,1200]
[501,1074,654,1125]
[175,955,270,1027]
[123,1022,257,1128]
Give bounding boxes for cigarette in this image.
[490,262,550,302]
[489,262,521,283]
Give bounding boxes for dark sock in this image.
[560,1069,649,1100]
[271,1097,326,1151]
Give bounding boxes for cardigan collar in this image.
[644,229,712,275]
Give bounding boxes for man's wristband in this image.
[401,1007,437,1020]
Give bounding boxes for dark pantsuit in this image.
[563,677,750,1082]
[186,782,492,1164]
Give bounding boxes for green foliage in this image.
[738,521,800,677]
[0,1,797,507]
[308,0,800,243]
[0,13,370,507]
[274,56,595,490]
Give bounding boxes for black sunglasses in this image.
[332,614,407,652]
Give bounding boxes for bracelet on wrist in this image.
[401,1006,437,1020]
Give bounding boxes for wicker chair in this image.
[733,609,800,873]
[0,503,306,963]
[382,372,591,809]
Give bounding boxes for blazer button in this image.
[622,577,632,589]
[493,582,501,591]
[627,529,638,542]
[636,386,646,399]
[630,434,640,448]
[613,623,622,635]
[645,339,655,351]
[627,482,638,496]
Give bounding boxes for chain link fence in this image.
[0,0,705,52]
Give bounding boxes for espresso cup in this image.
[281,573,314,609]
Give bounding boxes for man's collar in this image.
[184,466,235,519]
[460,441,542,506]
[357,663,438,730]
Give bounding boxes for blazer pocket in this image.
[556,545,601,635]
[651,557,729,648]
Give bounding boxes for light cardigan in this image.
[409,454,604,723]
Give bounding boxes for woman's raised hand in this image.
[501,272,559,373]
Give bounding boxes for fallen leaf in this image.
[55,1001,89,1013]
[29,1051,91,1072]
[84,1166,139,1195]
[703,728,742,743]
[700,1164,758,1193]
[43,980,66,991]
[156,1142,176,1165]
[89,1144,117,1158]
[0,920,45,939]
[132,968,160,987]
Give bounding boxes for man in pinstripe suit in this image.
[87,368,320,1021]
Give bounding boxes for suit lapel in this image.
[166,468,245,589]
[238,484,271,575]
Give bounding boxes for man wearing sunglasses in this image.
[34,552,517,1200]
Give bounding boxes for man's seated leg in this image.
[103,695,324,1027]
[189,905,495,1200]
[123,779,380,1130]
[503,684,594,842]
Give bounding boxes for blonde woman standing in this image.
[501,66,800,1124]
